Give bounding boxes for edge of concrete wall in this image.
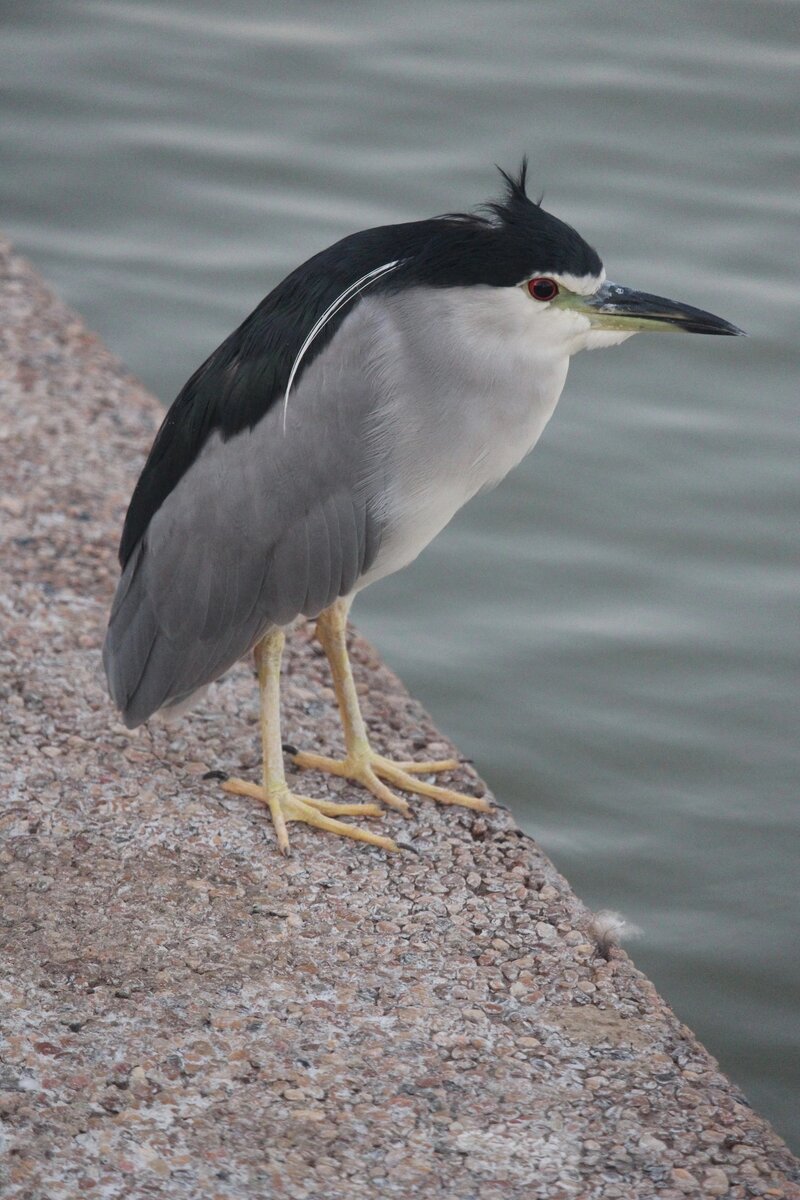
[1,236,797,1199]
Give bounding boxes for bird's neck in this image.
[373,286,570,489]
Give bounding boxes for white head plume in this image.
[282,259,401,432]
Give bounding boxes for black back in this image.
[119,162,602,566]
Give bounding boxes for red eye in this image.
[527,277,559,301]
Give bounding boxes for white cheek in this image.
[536,304,636,354]
[532,305,593,355]
[583,330,637,350]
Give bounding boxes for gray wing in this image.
[104,318,390,728]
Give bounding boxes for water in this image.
[3,0,798,1148]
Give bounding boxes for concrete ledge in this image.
[1,236,797,1199]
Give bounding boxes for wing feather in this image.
[104,314,389,727]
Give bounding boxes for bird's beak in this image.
[562,281,745,336]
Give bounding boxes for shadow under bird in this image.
[103,162,743,854]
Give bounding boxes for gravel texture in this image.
[1,236,797,1200]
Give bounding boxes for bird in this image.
[104,161,742,855]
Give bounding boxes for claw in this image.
[222,777,397,851]
[393,757,461,774]
[291,749,490,813]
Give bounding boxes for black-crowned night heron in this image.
[104,163,742,854]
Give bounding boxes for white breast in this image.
[355,286,570,590]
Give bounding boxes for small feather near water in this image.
[589,909,643,958]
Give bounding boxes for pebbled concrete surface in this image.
[1,236,797,1199]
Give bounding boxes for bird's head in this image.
[385,160,743,361]
[275,160,743,433]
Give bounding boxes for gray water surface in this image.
[3,0,798,1148]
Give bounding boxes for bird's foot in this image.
[290,747,491,815]
[221,777,397,855]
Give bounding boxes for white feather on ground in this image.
[589,909,643,958]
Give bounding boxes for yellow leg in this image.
[292,598,490,814]
[221,627,397,854]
